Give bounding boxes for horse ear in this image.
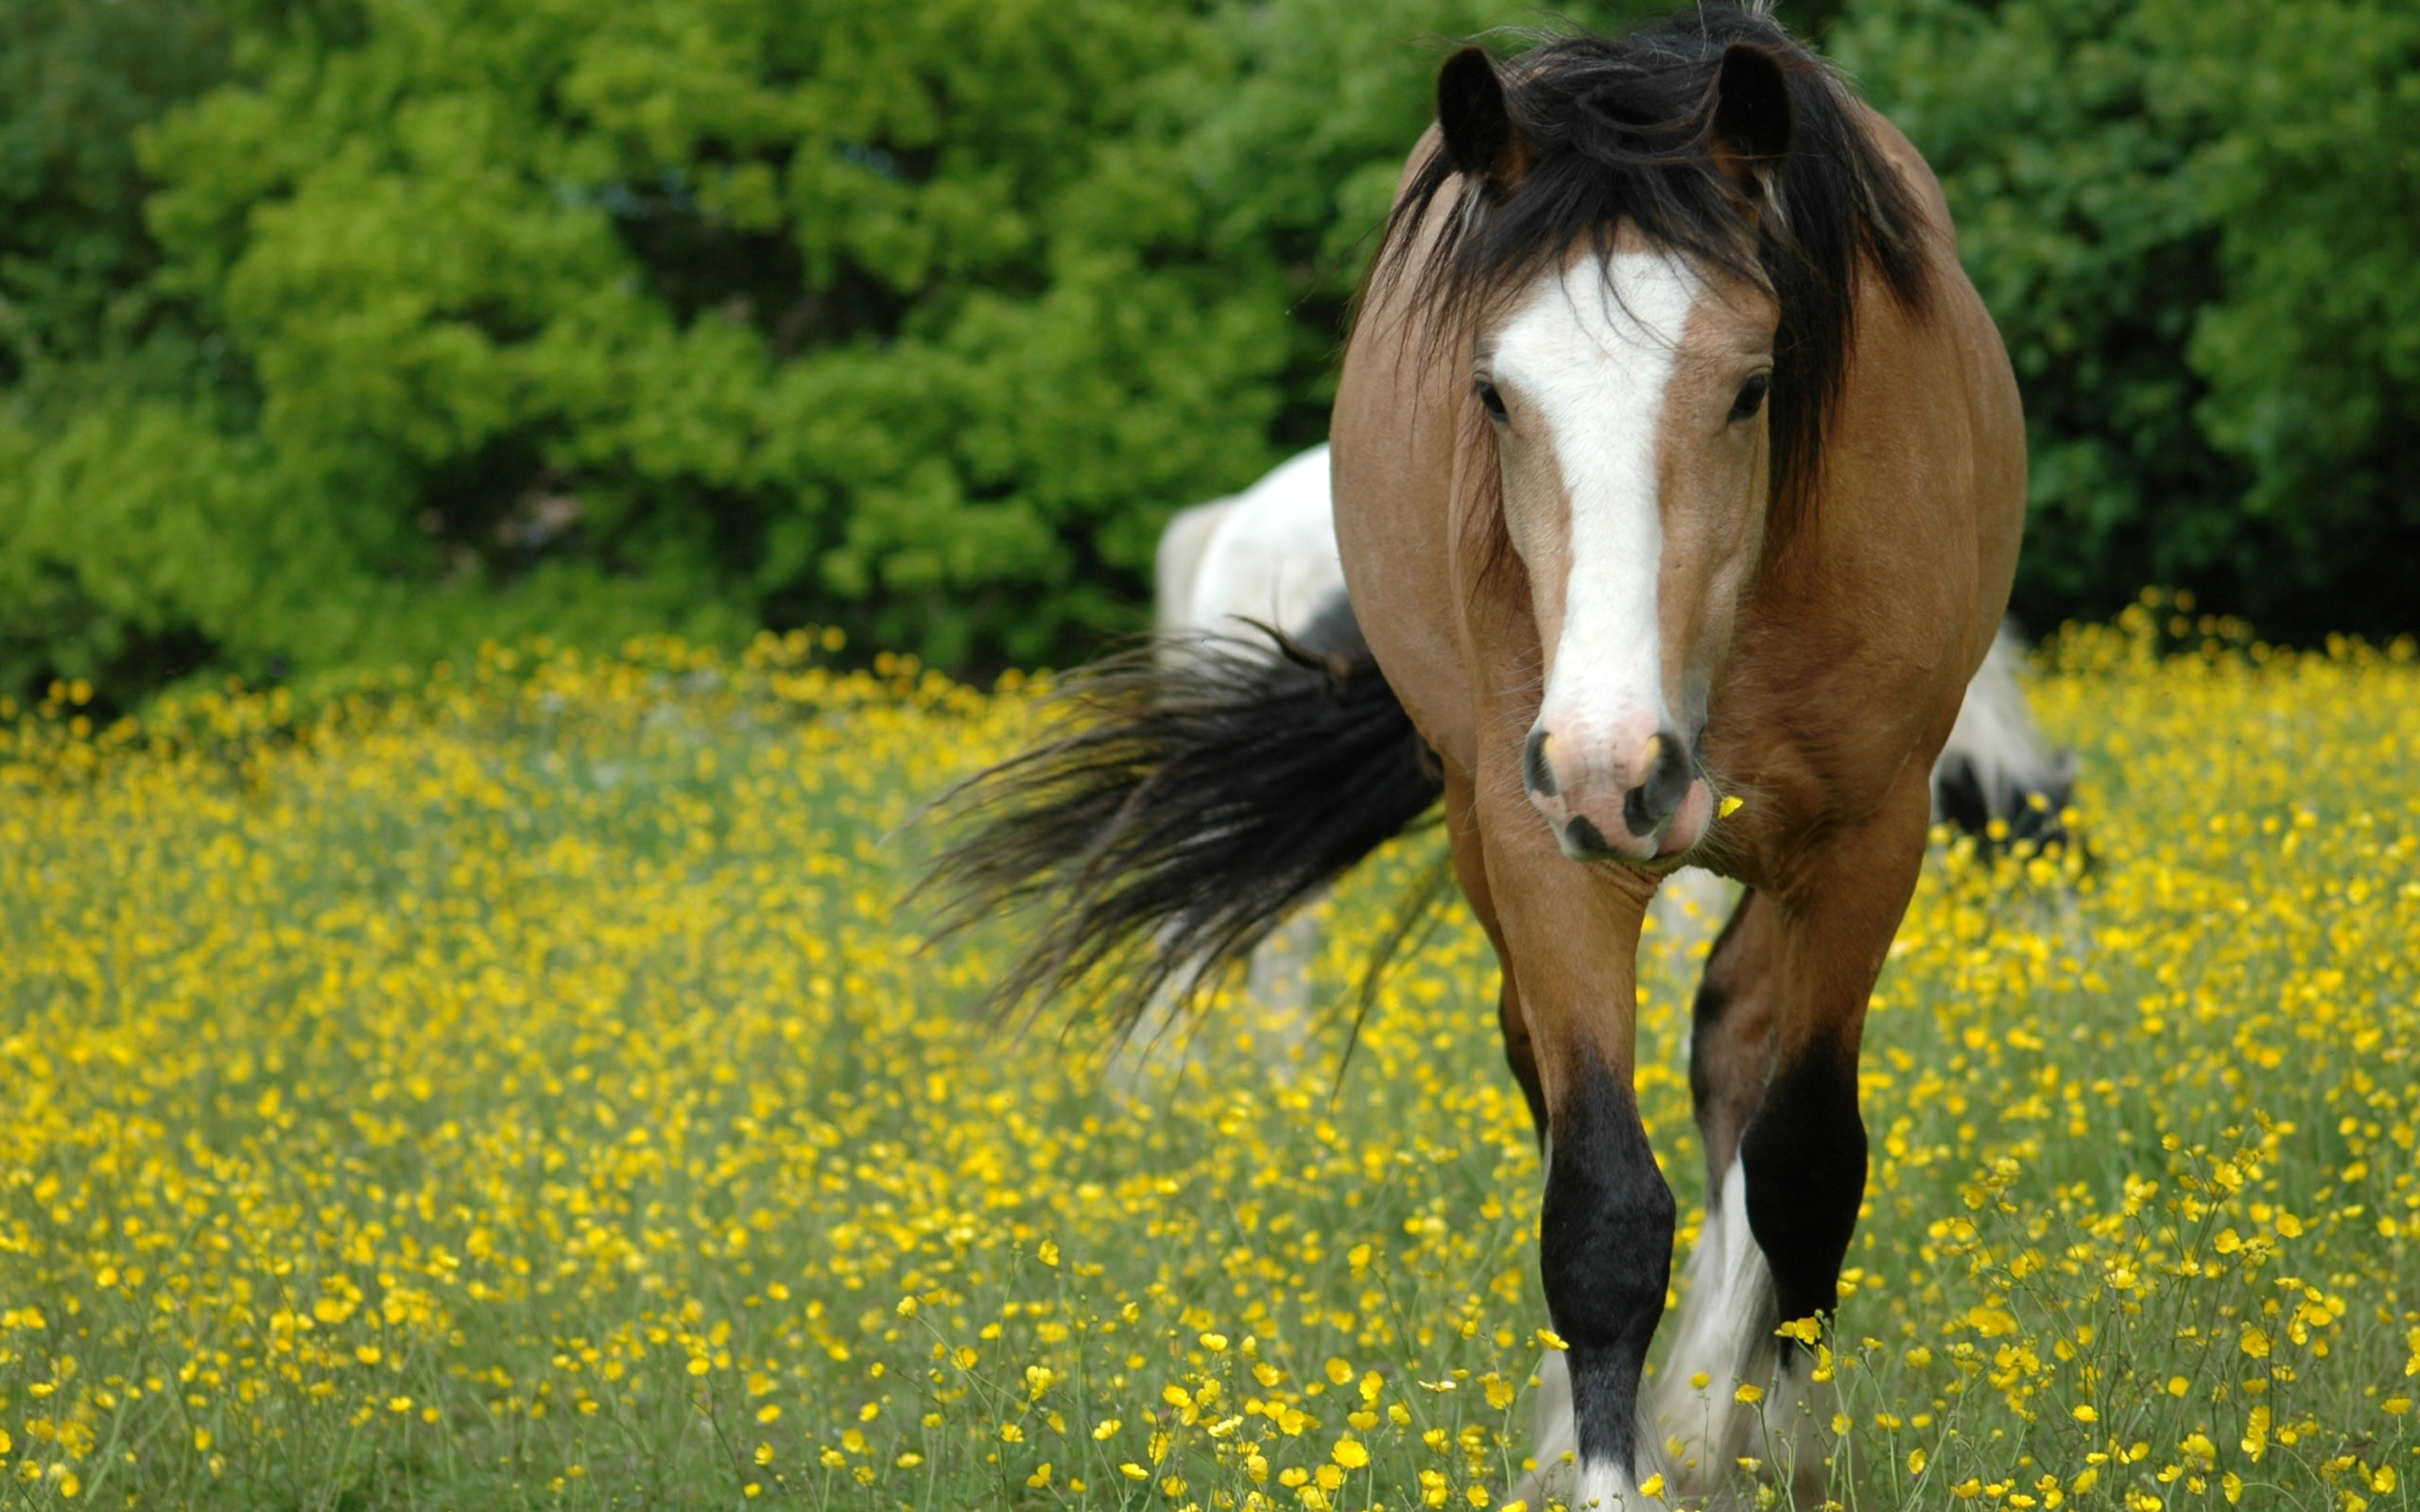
[1437,47,1530,193]
[1710,43,1794,178]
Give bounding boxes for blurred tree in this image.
[0,0,246,696]
[130,0,1304,673]
[1835,0,2420,639]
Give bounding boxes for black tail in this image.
[919,598,1445,1034]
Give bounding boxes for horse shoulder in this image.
[1333,146,1488,772]
[1720,207,2024,838]
[1855,100,2028,630]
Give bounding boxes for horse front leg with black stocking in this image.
[1474,778,1671,1510]
[1539,1050,1677,1506]
[1659,798,1928,1506]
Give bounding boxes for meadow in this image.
[1,594,2415,1511]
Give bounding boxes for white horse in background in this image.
[1151,445,2074,1018]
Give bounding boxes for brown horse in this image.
[927,8,2022,1505]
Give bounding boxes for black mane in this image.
[1374,6,1935,527]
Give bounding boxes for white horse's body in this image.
[1156,445,1344,651]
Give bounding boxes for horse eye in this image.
[1729,373,1772,423]
[1476,381,1509,423]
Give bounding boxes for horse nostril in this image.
[1565,815,1606,854]
[1523,728,1559,798]
[1620,728,1694,834]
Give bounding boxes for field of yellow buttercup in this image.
[1,593,2414,1511]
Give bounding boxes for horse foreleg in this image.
[1467,777,1668,1511]
[1686,888,1777,1180]
[1656,889,1780,1493]
[1661,792,1929,1506]
[1446,768,1548,1141]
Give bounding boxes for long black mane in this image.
[1374,6,1935,527]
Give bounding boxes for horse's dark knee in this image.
[1738,1040,1865,1328]
[1542,1056,1675,1469]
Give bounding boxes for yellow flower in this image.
[1734,1383,1765,1405]
[1332,1437,1369,1469]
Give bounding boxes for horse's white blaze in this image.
[1496,251,1700,759]
[1656,1158,1833,1504]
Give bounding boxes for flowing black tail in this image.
[920,597,1445,1034]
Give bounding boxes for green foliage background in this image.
[2,0,2413,701]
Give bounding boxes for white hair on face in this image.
[1495,250,1701,750]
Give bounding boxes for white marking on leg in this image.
[1573,1457,1645,1508]
[1514,1349,1666,1509]
[1655,1157,1838,1505]
[1529,1348,1575,1497]
[1656,1157,1772,1498]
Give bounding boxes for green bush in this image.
[1834,0,2420,641]
[0,0,2412,704]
